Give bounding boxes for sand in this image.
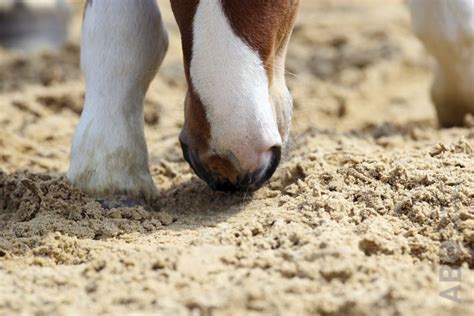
[0,1,473,315]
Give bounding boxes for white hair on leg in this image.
[408,0,474,126]
[67,0,168,200]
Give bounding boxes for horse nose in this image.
[211,145,282,192]
[180,141,281,192]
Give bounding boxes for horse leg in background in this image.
[67,0,168,204]
[0,0,70,52]
[409,0,474,127]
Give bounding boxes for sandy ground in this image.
[1,0,473,315]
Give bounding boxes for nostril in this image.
[269,145,282,169]
[259,146,281,178]
[246,145,282,190]
[179,140,214,185]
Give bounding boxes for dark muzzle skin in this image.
[180,139,281,192]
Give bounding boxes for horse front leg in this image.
[68,0,168,202]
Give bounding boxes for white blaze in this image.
[190,0,281,170]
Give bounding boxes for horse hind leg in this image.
[409,0,474,127]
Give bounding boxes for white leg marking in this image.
[67,0,168,199]
[190,0,281,170]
